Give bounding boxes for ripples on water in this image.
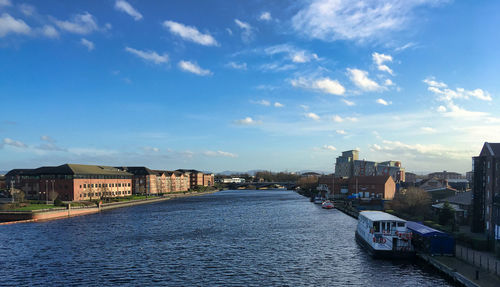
[0,190,453,286]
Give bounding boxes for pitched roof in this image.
[441,191,472,206]
[8,164,132,176]
[117,166,155,175]
[480,142,500,156]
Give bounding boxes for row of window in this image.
[80,183,131,188]
[79,190,132,197]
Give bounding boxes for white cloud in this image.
[80,38,94,51]
[376,98,391,105]
[53,12,99,35]
[259,12,272,21]
[420,127,437,133]
[306,112,320,120]
[395,42,416,52]
[423,77,447,88]
[384,79,394,86]
[0,0,11,7]
[259,62,295,72]
[19,4,35,16]
[342,99,355,106]
[336,129,346,135]
[292,0,447,42]
[125,47,168,64]
[332,115,343,122]
[265,44,318,64]
[313,78,346,95]
[227,61,247,70]
[0,13,31,37]
[274,102,284,108]
[226,28,232,35]
[347,68,382,91]
[143,146,160,152]
[255,100,271,106]
[204,150,238,158]
[163,20,218,46]
[378,139,472,160]
[1,138,27,148]
[234,117,261,125]
[322,145,337,151]
[115,0,143,21]
[424,77,493,119]
[291,77,345,96]
[41,25,59,38]
[372,52,393,74]
[178,60,212,76]
[234,19,254,42]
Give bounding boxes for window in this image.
[84,184,87,188]
[80,185,82,188]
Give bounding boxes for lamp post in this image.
[45,180,48,204]
[51,179,55,203]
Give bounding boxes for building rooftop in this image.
[441,191,472,206]
[7,164,132,176]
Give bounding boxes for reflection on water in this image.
[0,190,452,286]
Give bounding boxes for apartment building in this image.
[471,142,500,241]
[335,150,405,182]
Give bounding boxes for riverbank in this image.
[0,190,219,225]
[331,199,500,287]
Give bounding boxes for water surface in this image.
[0,190,452,286]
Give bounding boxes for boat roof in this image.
[359,211,406,222]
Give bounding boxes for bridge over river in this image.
[223,181,298,190]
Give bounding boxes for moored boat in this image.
[355,211,415,259]
[313,195,323,204]
[321,200,334,209]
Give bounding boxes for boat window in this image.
[397,222,405,227]
[373,222,380,232]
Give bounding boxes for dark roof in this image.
[8,164,132,176]
[176,169,201,174]
[480,142,500,157]
[117,166,155,175]
[441,191,472,206]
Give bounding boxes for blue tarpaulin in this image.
[407,221,455,255]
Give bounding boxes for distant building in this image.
[301,172,322,178]
[417,177,458,200]
[405,172,417,184]
[466,171,474,182]
[317,174,335,197]
[433,191,472,224]
[0,175,5,190]
[176,169,214,189]
[335,150,405,182]
[428,171,464,180]
[221,178,246,184]
[5,164,133,201]
[471,142,500,240]
[333,175,396,200]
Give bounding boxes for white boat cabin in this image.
[357,211,413,252]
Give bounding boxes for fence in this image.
[455,244,500,277]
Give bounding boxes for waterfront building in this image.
[117,166,160,195]
[428,171,464,180]
[471,142,500,241]
[335,150,405,183]
[333,175,396,200]
[176,169,214,189]
[466,171,473,183]
[0,175,5,190]
[5,164,132,201]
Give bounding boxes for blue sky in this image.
[1,0,499,174]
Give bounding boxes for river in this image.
[0,190,453,286]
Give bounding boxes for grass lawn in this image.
[7,204,62,211]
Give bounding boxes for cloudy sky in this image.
[0,0,499,174]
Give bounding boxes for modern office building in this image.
[5,164,133,201]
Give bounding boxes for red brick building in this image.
[176,169,214,189]
[333,175,396,200]
[5,164,133,201]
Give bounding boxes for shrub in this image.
[53,197,65,207]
